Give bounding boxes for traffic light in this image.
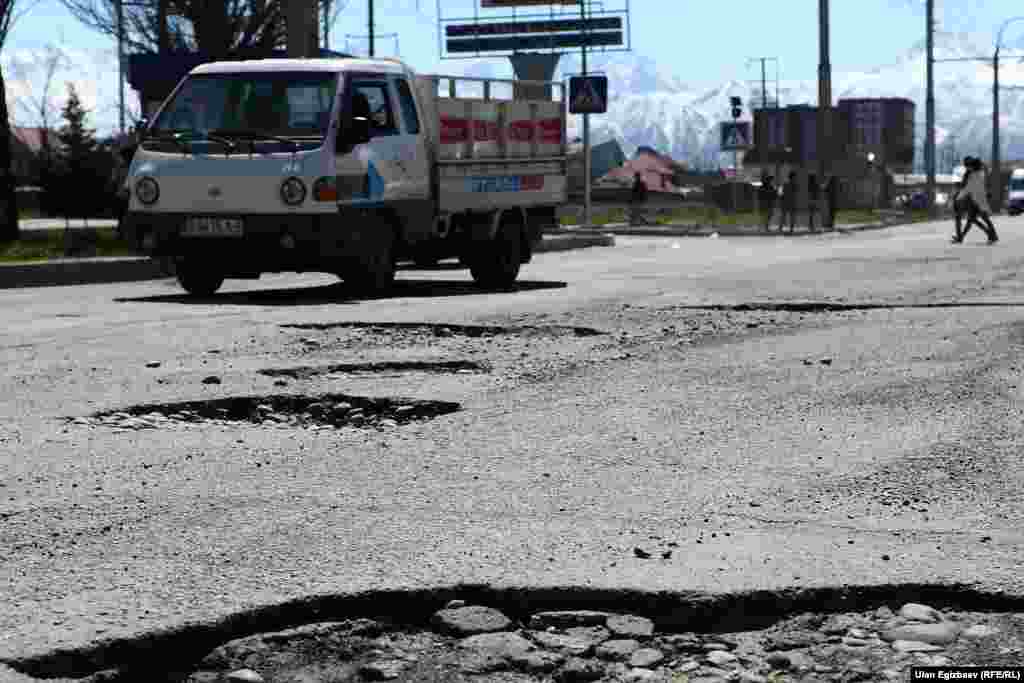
[730,96,742,120]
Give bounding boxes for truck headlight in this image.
[135,177,160,205]
[280,177,307,206]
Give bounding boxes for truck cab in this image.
[121,57,567,296]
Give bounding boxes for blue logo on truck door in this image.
[468,176,519,193]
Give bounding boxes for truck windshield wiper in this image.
[141,130,237,155]
[141,130,191,153]
[209,129,300,152]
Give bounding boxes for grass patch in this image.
[0,227,135,263]
[561,206,908,228]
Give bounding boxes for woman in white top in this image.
[961,157,999,244]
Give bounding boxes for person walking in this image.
[824,175,839,229]
[630,172,649,226]
[807,174,821,232]
[758,175,777,233]
[951,157,978,243]
[962,157,999,244]
[779,171,798,233]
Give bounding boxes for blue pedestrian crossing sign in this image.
[569,76,608,114]
[720,121,752,151]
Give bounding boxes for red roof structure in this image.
[601,147,681,193]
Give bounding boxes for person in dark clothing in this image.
[824,175,838,229]
[779,171,798,232]
[963,156,998,243]
[630,172,649,226]
[807,174,821,232]
[758,175,777,232]
[951,157,978,243]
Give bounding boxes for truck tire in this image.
[345,224,396,293]
[176,259,224,296]
[470,212,523,288]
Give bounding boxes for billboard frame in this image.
[437,0,631,60]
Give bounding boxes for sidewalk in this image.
[554,219,902,237]
[0,232,615,289]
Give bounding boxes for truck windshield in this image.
[148,72,338,152]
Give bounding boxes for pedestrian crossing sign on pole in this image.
[720,121,752,151]
[569,75,608,114]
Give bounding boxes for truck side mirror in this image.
[349,116,371,146]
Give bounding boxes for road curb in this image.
[534,232,616,253]
[556,221,909,237]
[0,234,616,289]
[0,257,166,289]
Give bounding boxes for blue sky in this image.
[5,0,1024,134]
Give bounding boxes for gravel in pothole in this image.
[69,601,1022,683]
[64,394,460,431]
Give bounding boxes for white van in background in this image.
[1006,168,1024,216]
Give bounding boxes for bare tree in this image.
[8,44,66,173]
[0,0,42,241]
[58,0,348,59]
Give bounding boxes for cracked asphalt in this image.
[2,218,1024,676]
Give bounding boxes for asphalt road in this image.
[2,218,1024,672]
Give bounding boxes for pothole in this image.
[280,321,605,338]
[8,584,1024,681]
[64,394,460,431]
[258,360,489,380]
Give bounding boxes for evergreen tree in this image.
[57,84,97,171]
[49,83,108,221]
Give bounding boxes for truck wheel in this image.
[470,213,523,288]
[176,260,224,296]
[345,226,396,293]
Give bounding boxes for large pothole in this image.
[65,394,460,431]
[258,360,489,380]
[7,585,1024,682]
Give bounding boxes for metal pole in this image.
[993,51,1001,212]
[117,0,124,135]
[761,58,768,109]
[925,0,936,213]
[817,0,832,227]
[582,0,591,227]
[368,0,375,57]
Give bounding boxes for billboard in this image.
[438,0,631,59]
[446,17,621,37]
[482,0,579,5]
[447,32,622,53]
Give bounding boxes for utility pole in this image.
[925,0,936,213]
[368,0,375,57]
[581,0,591,227]
[817,0,832,227]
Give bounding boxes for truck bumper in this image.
[121,211,338,272]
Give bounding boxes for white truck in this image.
[120,57,568,295]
